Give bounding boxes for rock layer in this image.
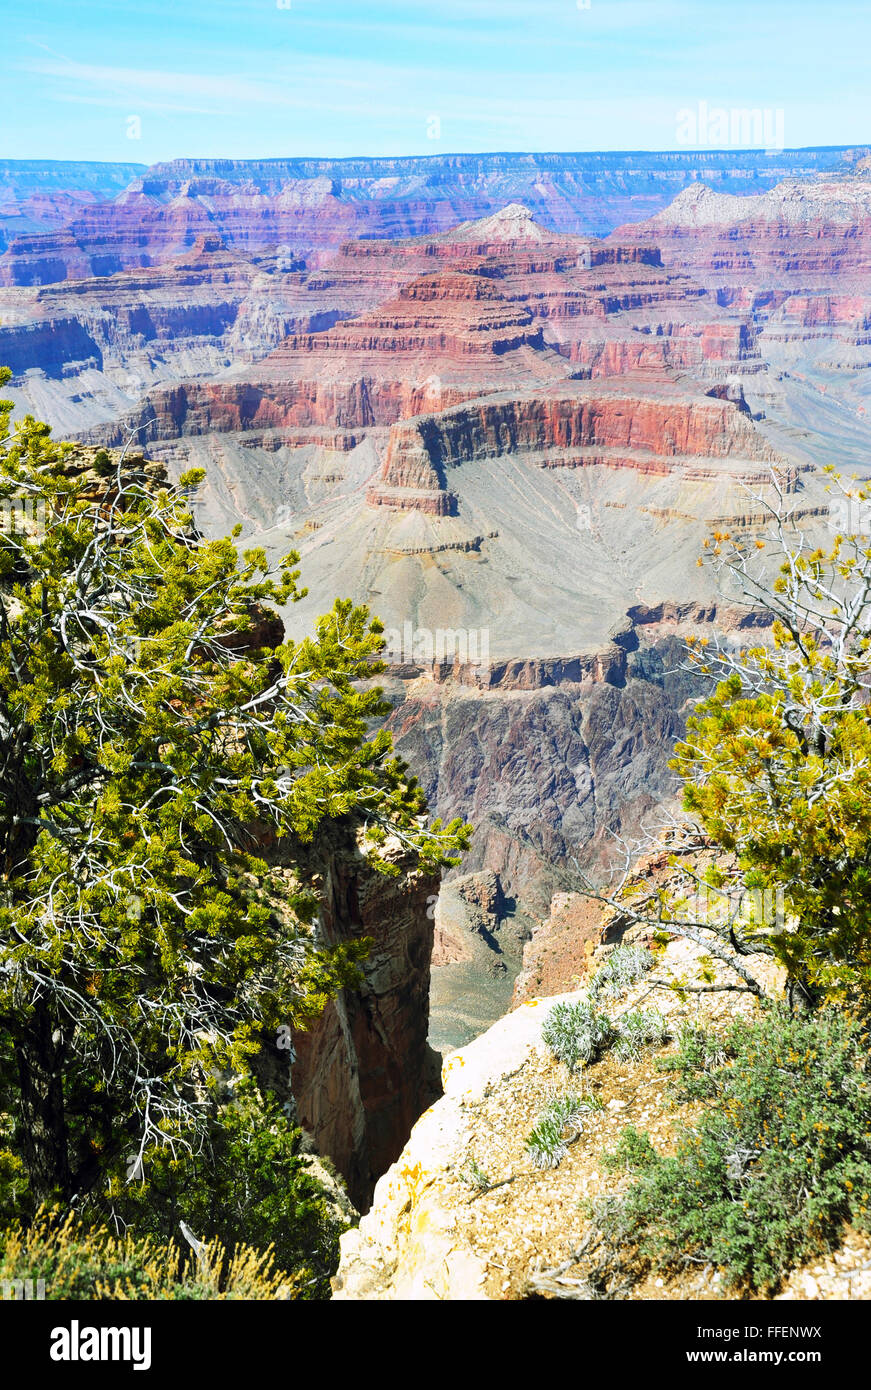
[0,148,849,288]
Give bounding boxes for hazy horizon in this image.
[0,142,863,172]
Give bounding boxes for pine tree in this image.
[0,368,468,1208]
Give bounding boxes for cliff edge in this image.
[333,922,871,1300]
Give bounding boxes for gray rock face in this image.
[388,635,698,891]
[429,870,531,1053]
[392,634,705,1050]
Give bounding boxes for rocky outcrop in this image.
[0,317,104,376]
[612,175,871,290]
[0,235,334,397]
[334,921,831,1302]
[288,822,442,1212]
[380,380,780,475]
[0,149,847,288]
[511,890,606,1005]
[43,442,168,503]
[332,991,578,1299]
[365,378,786,519]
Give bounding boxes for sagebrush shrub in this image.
[589,945,654,1001]
[594,1007,871,1292]
[613,1009,670,1062]
[0,1207,297,1300]
[542,1000,616,1071]
[526,1093,591,1170]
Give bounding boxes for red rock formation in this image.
[278,270,546,359]
[85,250,588,446]
[773,294,871,329]
[81,214,768,492]
[612,177,871,290]
[1,149,840,288]
[2,199,766,450]
[608,175,871,376]
[369,379,783,520]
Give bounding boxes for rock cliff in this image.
[0,148,847,288]
[333,911,870,1300]
[287,822,442,1212]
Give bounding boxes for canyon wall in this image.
[288,822,442,1212]
[0,160,146,253]
[0,149,851,288]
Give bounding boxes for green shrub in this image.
[91,448,115,477]
[613,1009,670,1062]
[659,1022,728,1101]
[589,945,654,1002]
[542,1000,616,1071]
[0,1109,27,1225]
[595,1007,871,1292]
[602,1125,658,1173]
[0,1207,295,1300]
[526,1092,599,1170]
[100,1083,349,1299]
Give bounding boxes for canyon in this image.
[0,147,858,433]
[0,160,146,254]
[0,149,851,286]
[285,821,442,1212]
[3,149,871,1205]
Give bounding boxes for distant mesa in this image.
[612,173,871,288]
[0,147,853,286]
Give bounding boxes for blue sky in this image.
[3,0,870,164]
